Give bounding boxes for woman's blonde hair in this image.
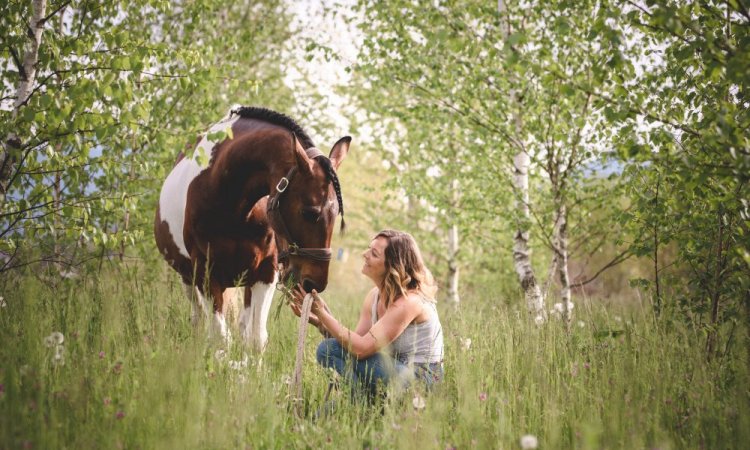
[375,229,437,308]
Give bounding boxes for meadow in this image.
[1,259,747,450]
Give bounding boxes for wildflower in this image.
[228,355,249,371]
[461,338,472,351]
[44,332,64,347]
[534,315,545,326]
[115,410,125,420]
[479,392,487,401]
[99,351,105,359]
[520,434,538,449]
[112,361,123,374]
[614,315,622,322]
[103,397,112,406]
[214,349,227,363]
[0,296,6,308]
[584,362,590,370]
[281,374,292,385]
[412,394,426,410]
[577,320,585,328]
[59,269,78,279]
[571,363,578,377]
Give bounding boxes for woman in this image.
[291,229,444,399]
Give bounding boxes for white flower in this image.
[214,349,227,363]
[577,320,585,328]
[461,338,472,351]
[0,296,6,308]
[614,315,622,322]
[228,355,249,371]
[412,394,426,410]
[44,332,64,347]
[59,269,78,279]
[520,434,538,449]
[534,315,545,326]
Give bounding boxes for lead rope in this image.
[290,293,314,418]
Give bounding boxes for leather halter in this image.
[267,147,333,263]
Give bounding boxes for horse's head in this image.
[268,135,350,293]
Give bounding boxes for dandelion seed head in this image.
[461,338,472,351]
[520,434,538,449]
[214,349,227,363]
[534,315,545,326]
[412,394,426,410]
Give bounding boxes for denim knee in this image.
[316,338,343,367]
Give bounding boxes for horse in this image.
[154,106,350,351]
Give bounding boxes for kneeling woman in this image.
[291,229,444,398]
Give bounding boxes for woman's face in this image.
[361,237,388,282]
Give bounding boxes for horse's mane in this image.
[230,106,346,233]
[231,106,316,149]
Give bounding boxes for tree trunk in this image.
[556,204,572,327]
[1,0,48,205]
[498,0,545,319]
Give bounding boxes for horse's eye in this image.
[301,208,321,223]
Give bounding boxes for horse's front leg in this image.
[239,271,278,353]
[209,280,232,344]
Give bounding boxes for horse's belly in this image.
[158,158,203,258]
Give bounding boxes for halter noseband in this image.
[267,147,333,263]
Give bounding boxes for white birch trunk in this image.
[513,151,545,317]
[555,203,572,326]
[499,0,545,319]
[1,0,48,204]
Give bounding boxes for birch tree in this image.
[352,0,625,319]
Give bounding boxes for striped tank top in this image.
[371,288,444,365]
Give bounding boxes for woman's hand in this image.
[293,284,329,315]
[290,283,332,337]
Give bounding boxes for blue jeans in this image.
[316,338,443,399]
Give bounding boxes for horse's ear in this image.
[329,136,351,170]
[292,133,314,175]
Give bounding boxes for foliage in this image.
[586,0,750,352]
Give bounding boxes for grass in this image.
[1,260,748,449]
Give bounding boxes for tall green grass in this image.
[1,262,748,449]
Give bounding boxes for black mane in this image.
[231,106,316,149]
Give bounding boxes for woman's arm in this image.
[314,292,421,359]
[353,287,377,336]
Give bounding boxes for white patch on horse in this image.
[158,112,239,258]
[239,272,278,352]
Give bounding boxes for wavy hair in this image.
[375,229,437,308]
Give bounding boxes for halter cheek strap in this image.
[266,147,333,263]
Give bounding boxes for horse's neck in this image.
[208,133,296,214]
